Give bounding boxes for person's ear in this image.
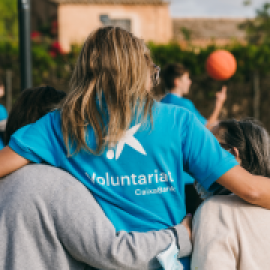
[231,147,241,162]
[174,77,181,87]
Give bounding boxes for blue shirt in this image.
[161,94,207,125]
[0,137,4,150]
[0,105,8,121]
[9,102,238,269]
[161,93,207,185]
[0,104,7,150]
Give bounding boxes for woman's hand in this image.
[181,214,192,241]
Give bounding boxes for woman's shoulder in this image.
[155,99,193,119]
[32,109,61,129]
[205,194,246,205]
[153,101,195,135]
[196,195,246,212]
[194,195,270,224]
[194,196,243,222]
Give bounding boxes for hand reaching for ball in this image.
[216,86,227,108]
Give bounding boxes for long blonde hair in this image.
[61,26,155,156]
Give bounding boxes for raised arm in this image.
[217,165,270,209]
[206,86,227,129]
[0,146,29,177]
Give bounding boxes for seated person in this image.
[0,85,192,270]
[192,118,270,270]
[3,85,66,144]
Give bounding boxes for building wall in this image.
[31,0,57,32]
[58,4,172,51]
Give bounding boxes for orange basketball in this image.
[206,50,237,81]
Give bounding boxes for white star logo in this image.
[107,124,147,160]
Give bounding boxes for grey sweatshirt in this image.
[0,164,191,270]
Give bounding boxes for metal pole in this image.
[18,0,32,91]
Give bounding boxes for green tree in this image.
[239,3,270,45]
[239,2,270,119]
[0,0,18,40]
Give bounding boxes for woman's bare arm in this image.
[217,165,270,209]
[0,146,29,178]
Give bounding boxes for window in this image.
[110,19,131,32]
[100,15,132,32]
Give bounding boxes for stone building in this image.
[31,0,172,52]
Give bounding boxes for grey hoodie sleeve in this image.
[0,165,191,270]
[49,166,191,269]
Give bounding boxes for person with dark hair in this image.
[160,63,227,206]
[192,118,270,270]
[160,63,226,129]
[214,118,270,177]
[4,85,66,144]
[0,85,193,270]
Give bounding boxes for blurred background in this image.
[1,0,270,129]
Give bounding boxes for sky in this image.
[169,0,268,18]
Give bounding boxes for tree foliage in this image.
[239,2,270,45]
[0,0,18,40]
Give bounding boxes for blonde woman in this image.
[0,85,192,270]
[0,27,270,269]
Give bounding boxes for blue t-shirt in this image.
[161,94,207,125]
[9,102,237,269]
[0,137,4,150]
[0,104,8,121]
[161,94,207,185]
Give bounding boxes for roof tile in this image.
[173,18,246,40]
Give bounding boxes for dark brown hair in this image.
[194,118,270,203]
[216,118,270,177]
[161,63,189,91]
[5,86,66,144]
